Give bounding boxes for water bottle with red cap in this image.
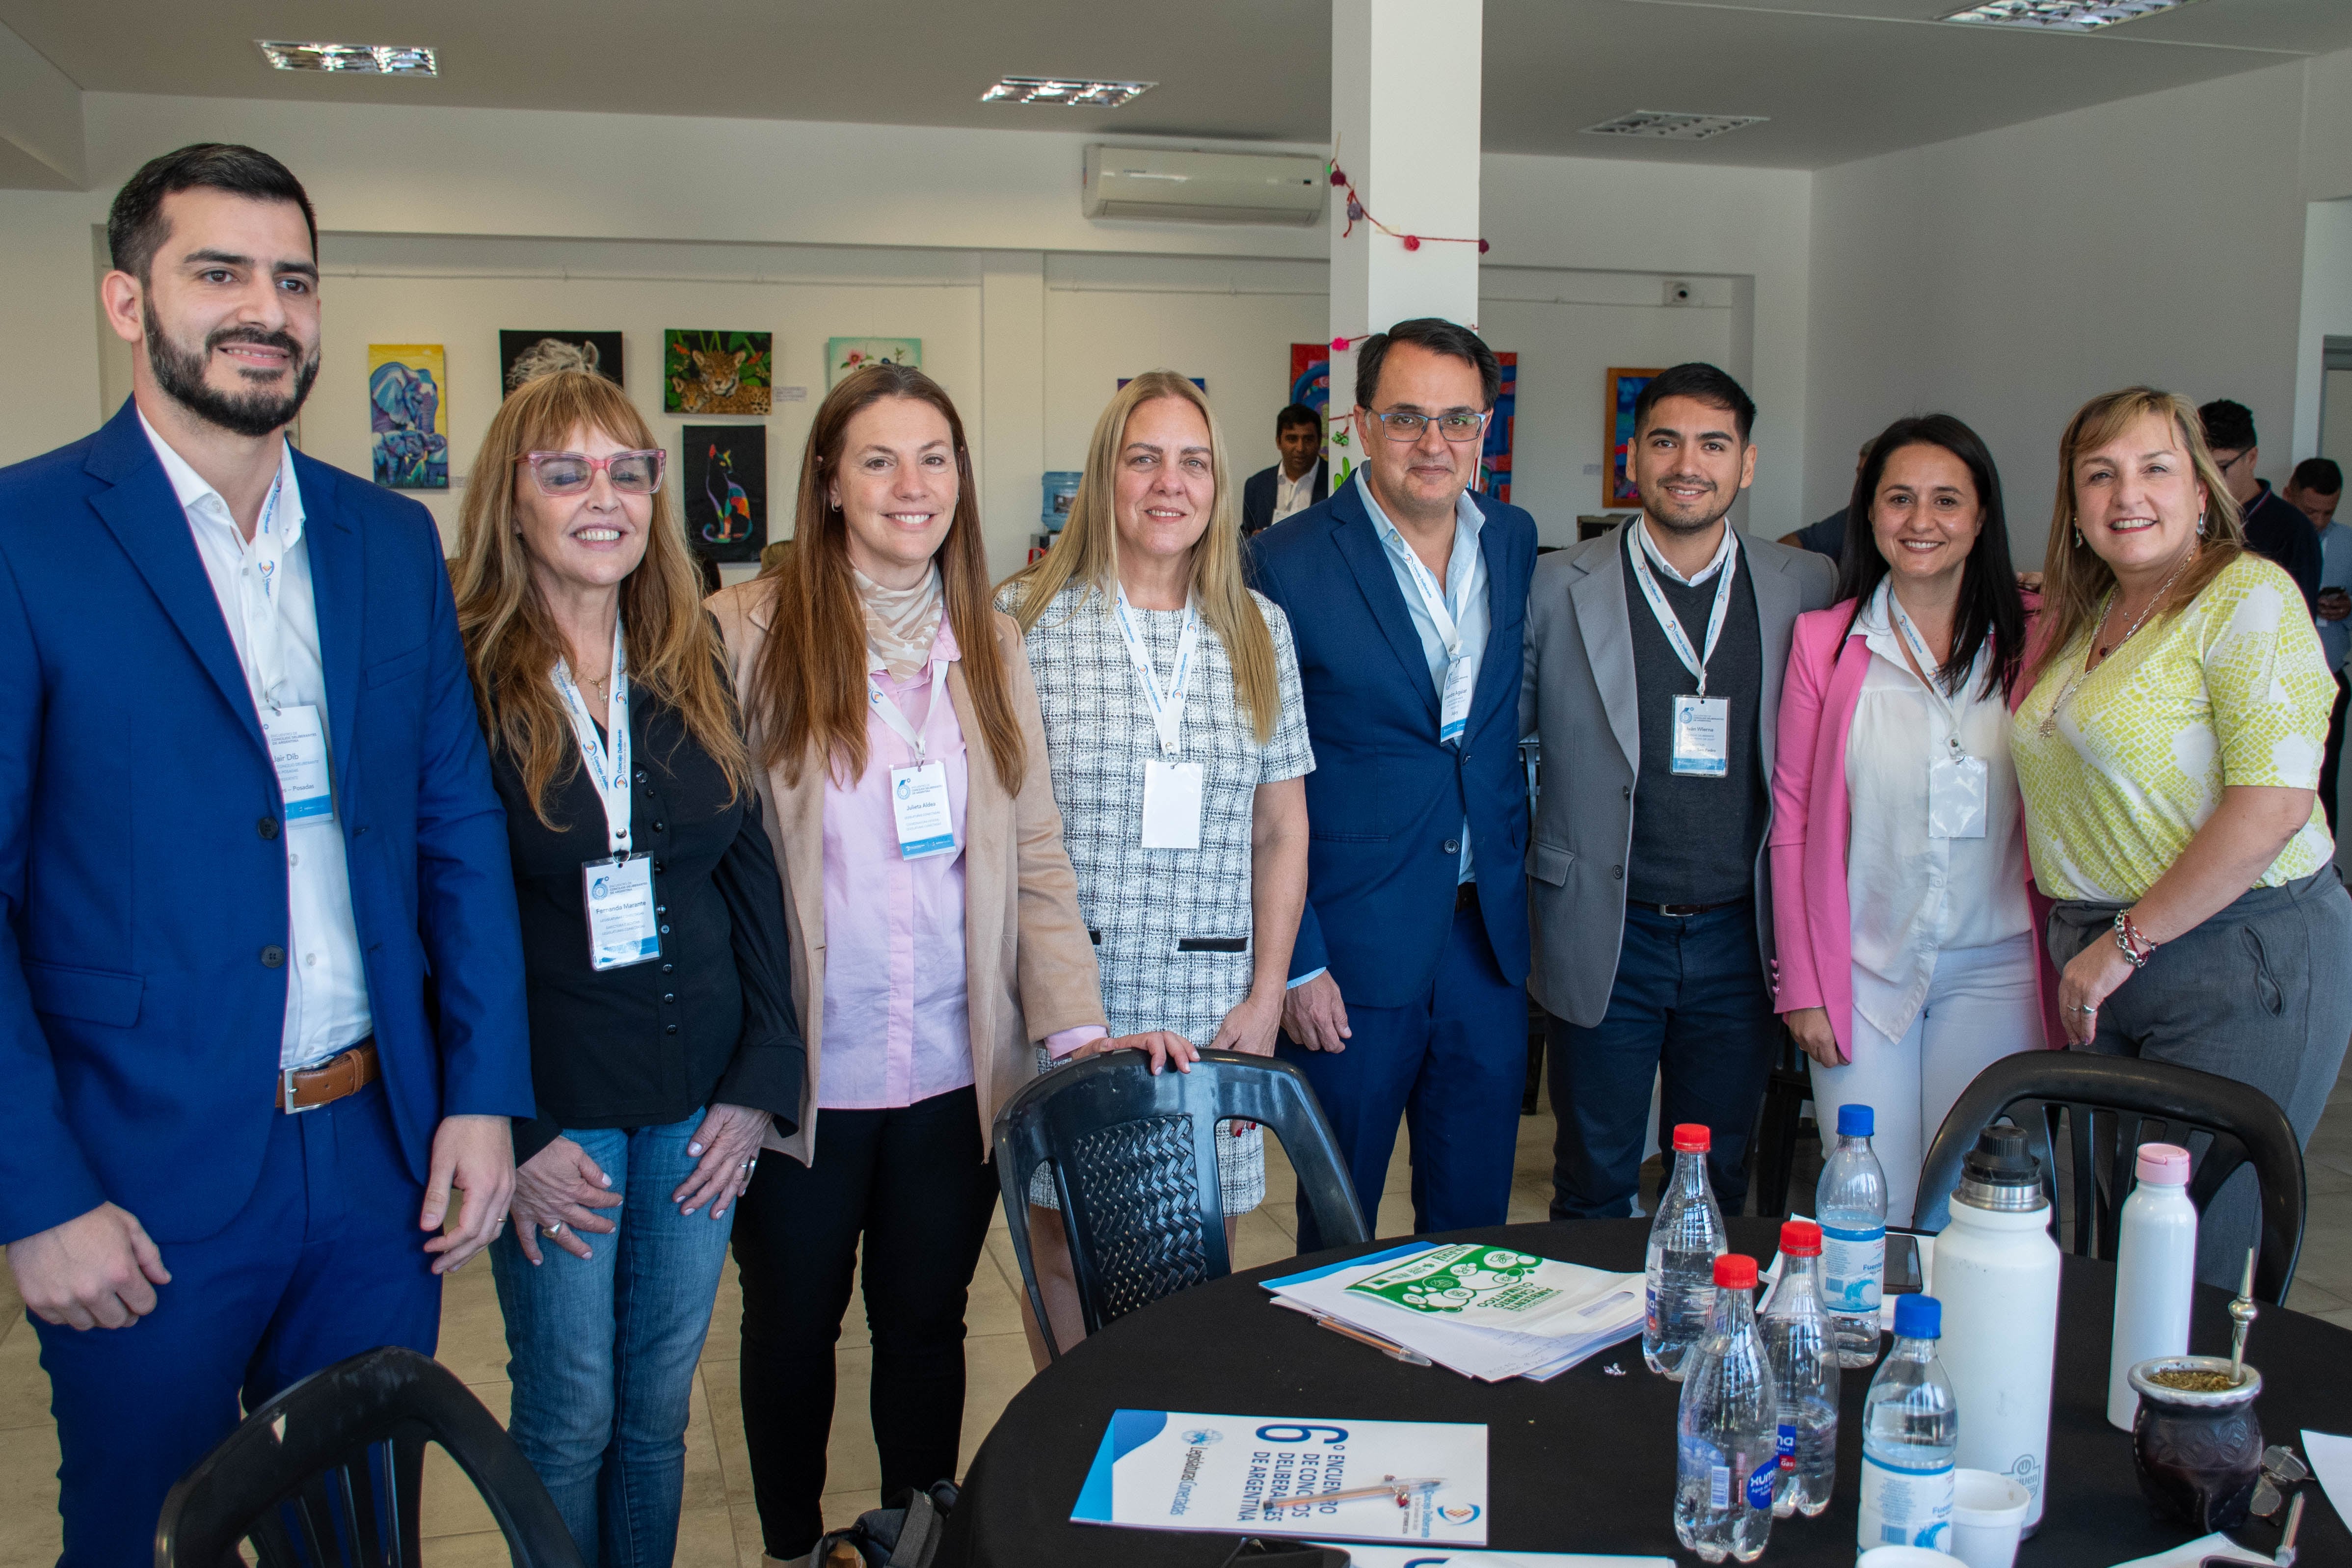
[1673,1252,1778,1562]
[1760,1218,1840,1516]
[1645,1122,1729,1379]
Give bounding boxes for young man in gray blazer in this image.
[1520,363,1835,1218]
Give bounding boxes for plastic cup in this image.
[1857,1549,1956,1567]
[1950,1468,2031,1568]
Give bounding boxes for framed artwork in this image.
[665,329,773,415]
[499,331,624,397]
[681,424,766,562]
[826,337,920,387]
[367,344,448,490]
[1606,367,1665,507]
[1474,351,1518,505]
[1288,342,1330,413]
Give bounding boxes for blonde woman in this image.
[2011,386,2352,1287]
[452,370,803,1568]
[998,372,1314,1359]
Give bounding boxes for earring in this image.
[2075,527,2085,548]
[2196,512,2207,538]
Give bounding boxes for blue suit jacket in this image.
[1249,477,1534,1010]
[0,399,533,1246]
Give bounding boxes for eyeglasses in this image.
[1369,409,1488,444]
[2213,449,2250,475]
[516,450,666,496]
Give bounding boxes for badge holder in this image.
[583,852,662,971]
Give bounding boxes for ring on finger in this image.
[548,1222,565,1235]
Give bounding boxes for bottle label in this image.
[1820,1221,1885,1313]
[1710,1465,1731,1510]
[1745,1459,1777,1510]
[1777,1423,1796,1471]
[1857,1451,1953,1551]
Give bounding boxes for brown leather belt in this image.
[279,1038,379,1113]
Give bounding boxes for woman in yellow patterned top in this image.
[2011,386,2352,1287]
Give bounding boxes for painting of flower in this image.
[826,337,921,388]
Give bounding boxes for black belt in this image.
[1087,931,1247,953]
[1630,896,1743,917]
[1455,881,1479,912]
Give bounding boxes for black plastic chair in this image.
[1748,1024,1817,1218]
[994,1049,1368,1359]
[157,1345,583,1568]
[1914,1052,2307,1303]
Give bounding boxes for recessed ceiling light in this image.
[1582,110,1767,142]
[981,76,1155,108]
[257,40,439,76]
[1941,0,2200,29]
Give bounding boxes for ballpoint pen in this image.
[1264,1476,1445,1510]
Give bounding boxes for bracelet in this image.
[2113,909,2157,969]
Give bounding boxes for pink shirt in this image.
[819,617,1101,1110]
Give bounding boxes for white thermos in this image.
[1932,1120,2061,1535]
[2107,1142,2198,1430]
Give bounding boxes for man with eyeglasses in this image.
[1248,318,1536,1247]
[2199,398,2321,616]
[0,144,531,1564]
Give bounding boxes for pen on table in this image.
[1265,1477,1446,1510]
[1314,1315,1434,1366]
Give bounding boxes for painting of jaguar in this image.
[666,329,773,415]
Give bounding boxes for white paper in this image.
[2103,1532,2268,1568]
[582,855,659,971]
[2303,1429,2352,1542]
[261,703,334,822]
[1671,696,1729,777]
[1334,1548,1672,1568]
[1141,758,1204,850]
[1440,653,1475,743]
[1344,1244,1635,1337]
[1070,1409,1488,1545]
[889,761,956,858]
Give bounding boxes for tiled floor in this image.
[2,1073,2347,1567]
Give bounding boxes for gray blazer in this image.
[1517,522,1837,1028]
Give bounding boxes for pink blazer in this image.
[1767,597,2063,1063]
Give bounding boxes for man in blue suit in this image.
[0,144,532,1565]
[1250,319,1534,1247]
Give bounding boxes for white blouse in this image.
[1843,583,2031,1042]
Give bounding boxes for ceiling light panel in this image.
[1582,110,1767,143]
[1940,0,2199,29]
[257,41,439,76]
[981,76,1155,108]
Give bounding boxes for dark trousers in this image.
[1547,902,1780,1219]
[32,1082,439,1568]
[1279,901,1526,1250]
[2321,672,2349,836]
[730,1084,1000,1558]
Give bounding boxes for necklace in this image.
[2039,547,2196,738]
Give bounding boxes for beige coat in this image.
[709,582,1106,1167]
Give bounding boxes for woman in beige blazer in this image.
[707,362,1188,1563]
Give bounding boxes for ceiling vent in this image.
[1942,0,2199,28]
[983,76,1155,108]
[1582,110,1767,143]
[257,41,437,75]
[1082,146,1327,227]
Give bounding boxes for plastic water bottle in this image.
[1759,1219,1839,1518]
[1857,1293,1958,1555]
[1673,1254,1778,1563]
[1645,1123,1729,1380]
[1817,1102,1888,1368]
[2108,1143,2198,1431]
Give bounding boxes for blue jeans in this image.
[1547,902,1779,1219]
[490,1115,734,1568]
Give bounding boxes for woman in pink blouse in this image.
[708,364,1187,1560]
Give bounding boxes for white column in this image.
[979,252,1047,581]
[1327,0,1484,485]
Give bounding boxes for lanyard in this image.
[867,658,951,765]
[1626,520,1737,698]
[1882,585,1972,762]
[552,618,633,854]
[1386,517,1472,663]
[241,467,293,710]
[1112,585,1200,757]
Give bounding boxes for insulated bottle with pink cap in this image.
[2107,1141,2199,1430]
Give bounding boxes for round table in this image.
[949,1218,2351,1566]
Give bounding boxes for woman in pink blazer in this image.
[1770,414,2056,1225]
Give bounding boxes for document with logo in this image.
[1070,1409,1488,1545]
[1335,1549,1672,1567]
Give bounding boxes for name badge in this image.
[1928,754,1989,839]
[1141,757,1205,850]
[582,854,660,971]
[261,703,334,822]
[890,761,957,859]
[1671,695,1730,777]
[1439,653,1475,744]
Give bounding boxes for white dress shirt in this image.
[1842,581,2030,1043]
[139,410,373,1070]
[1272,463,1319,527]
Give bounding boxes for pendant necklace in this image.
[2039,546,2196,738]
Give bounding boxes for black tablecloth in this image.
[948,1218,2352,1566]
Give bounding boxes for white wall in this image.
[2296,199,2352,466]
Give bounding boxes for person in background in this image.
[2289,458,2352,831]
[998,371,1313,1359]
[2013,387,2352,1288]
[453,371,803,1568]
[1778,441,1873,561]
[1522,362,1836,1220]
[708,363,1188,1560]
[1769,414,2048,1227]
[0,143,530,1565]
[1250,318,1536,1247]
[1241,401,1329,537]
[2199,398,2320,615]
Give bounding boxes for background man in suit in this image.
[1241,401,1330,537]
[0,144,532,1565]
[1521,362,1835,1218]
[2200,398,2322,615]
[1251,319,1535,1246]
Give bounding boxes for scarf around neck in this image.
[855,564,944,684]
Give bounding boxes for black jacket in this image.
[2241,482,2322,616]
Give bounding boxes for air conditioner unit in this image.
[1082,146,1327,226]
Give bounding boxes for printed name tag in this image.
[890,761,957,859]
[1671,695,1730,777]
[261,703,334,821]
[1141,758,1205,850]
[582,854,660,971]
[1928,754,1989,840]
[1439,653,1475,744]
